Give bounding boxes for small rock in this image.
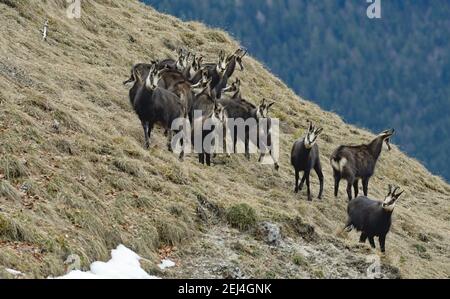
[256,222,282,246]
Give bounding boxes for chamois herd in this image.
[124,48,403,252]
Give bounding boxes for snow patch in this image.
[158,259,176,270]
[6,268,23,276]
[56,245,160,279]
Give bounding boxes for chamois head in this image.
[378,129,395,151]
[256,98,275,119]
[145,64,160,90]
[304,121,323,149]
[218,50,228,72]
[212,101,227,124]
[192,55,204,72]
[382,185,404,212]
[192,68,210,90]
[222,78,241,94]
[227,48,247,71]
[176,48,191,70]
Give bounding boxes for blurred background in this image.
[143,0,450,181]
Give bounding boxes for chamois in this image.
[157,48,190,71]
[344,185,404,252]
[123,63,153,85]
[331,129,395,201]
[151,67,194,118]
[191,84,227,166]
[219,97,276,168]
[291,121,324,201]
[132,66,186,160]
[214,49,247,99]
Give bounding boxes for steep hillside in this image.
[0,0,449,279]
[145,0,450,182]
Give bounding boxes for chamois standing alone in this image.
[291,121,324,201]
[331,129,395,201]
[344,185,404,252]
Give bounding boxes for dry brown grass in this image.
[0,0,449,278]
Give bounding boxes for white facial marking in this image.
[145,72,152,90]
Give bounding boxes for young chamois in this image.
[344,185,404,252]
[331,129,395,201]
[290,121,324,201]
[191,82,227,166]
[132,65,187,160]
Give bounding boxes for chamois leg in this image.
[258,152,264,163]
[379,235,386,253]
[333,170,341,197]
[299,172,306,191]
[294,169,300,193]
[206,153,211,166]
[346,180,354,201]
[359,232,368,243]
[245,135,250,160]
[305,171,312,201]
[166,130,173,152]
[315,163,324,199]
[142,121,150,149]
[368,236,376,249]
[362,178,369,196]
[198,153,205,165]
[178,133,185,161]
[353,180,359,198]
[233,127,238,155]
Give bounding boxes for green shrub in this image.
[226,203,257,231]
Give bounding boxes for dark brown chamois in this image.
[331,129,395,201]
[214,49,247,99]
[191,83,227,166]
[132,66,187,160]
[291,121,324,201]
[344,185,404,252]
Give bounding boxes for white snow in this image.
[56,245,160,279]
[6,268,23,276]
[158,258,176,270]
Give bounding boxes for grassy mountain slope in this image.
[0,0,448,278]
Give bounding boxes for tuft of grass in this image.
[0,180,21,201]
[414,244,432,260]
[54,139,75,155]
[112,158,143,177]
[292,253,308,267]
[206,30,229,43]
[0,156,28,179]
[226,203,257,231]
[155,218,192,246]
[0,214,35,242]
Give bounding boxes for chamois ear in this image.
[315,127,324,136]
[307,120,314,132]
[267,101,275,109]
[394,190,404,199]
[240,48,248,58]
